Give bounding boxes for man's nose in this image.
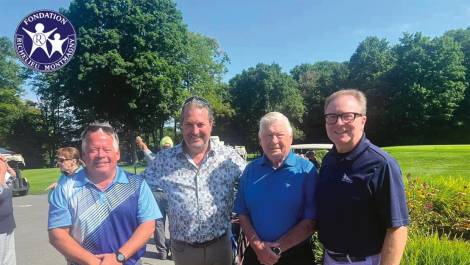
[190,125,199,134]
[272,135,280,143]
[96,149,105,157]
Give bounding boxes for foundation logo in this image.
[14,10,77,72]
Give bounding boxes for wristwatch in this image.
[271,246,282,256]
[115,251,126,263]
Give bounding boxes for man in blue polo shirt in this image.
[317,89,409,265]
[235,112,318,265]
[48,122,161,265]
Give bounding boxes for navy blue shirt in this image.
[316,135,409,256]
[235,152,318,242]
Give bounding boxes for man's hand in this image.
[135,136,149,152]
[251,240,281,265]
[46,182,58,191]
[96,253,122,265]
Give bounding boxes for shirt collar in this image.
[176,139,217,159]
[332,134,369,161]
[73,166,128,187]
[261,151,296,168]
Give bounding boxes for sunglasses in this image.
[80,123,116,139]
[183,96,210,106]
[56,158,73,163]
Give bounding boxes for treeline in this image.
[0,0,469,167]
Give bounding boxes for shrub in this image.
[405,174,469,239]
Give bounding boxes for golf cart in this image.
[0,147,30,196]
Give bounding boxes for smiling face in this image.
[82,131,120,179]
[325,94,367,153]
[259,119,293,167]
[182,106,213,156]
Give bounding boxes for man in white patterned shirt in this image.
[141,97,246,265]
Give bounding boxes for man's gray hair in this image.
[80,121,119,152]
[324,89,367,115]
[180,96,214,126]
[258,112,293,137]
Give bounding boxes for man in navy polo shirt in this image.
[317,89,409,265]
[235,112,318,265]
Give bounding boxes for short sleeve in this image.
[375,160,410,228]
[233,168,249,215]
[302,164,319,220]
[137,179,162,223]
[48,183,72,229]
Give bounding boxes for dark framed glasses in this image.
[324,112,364,125]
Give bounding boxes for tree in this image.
[444,28,470,139]
[33,72,80,165]
[229,63,304,150]
[32,0,233,162]
[0,37,24,144]
[291,61,349,142]
[388,33,466,143]
[184,32,233,118]
[347,37,396,143]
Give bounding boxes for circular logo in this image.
[14,10,77,73]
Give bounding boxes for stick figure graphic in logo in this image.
[47,33,68,58]
[22,23,57,57]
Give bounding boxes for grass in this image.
[383,145,470,180]
[22,145,470,194]
[402,233,470,265]
[22,165,146,195]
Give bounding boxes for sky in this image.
[1,0,470,101]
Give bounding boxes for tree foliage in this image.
[229,63,304,150]
[291,61,349,142]
[32,0,231,162]
[387,33,466,143]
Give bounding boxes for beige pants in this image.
[171,234,232,265]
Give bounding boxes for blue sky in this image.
[2,0,470,100]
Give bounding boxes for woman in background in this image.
[46,147,83,190]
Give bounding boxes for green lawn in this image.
[383,145,470,180]
[22,165,146,195]
[22,145,470,194]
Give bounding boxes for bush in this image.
[403,233,470,265]
[405,174,469,239]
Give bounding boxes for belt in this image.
[184,233,226,248]
[326,250,366,262]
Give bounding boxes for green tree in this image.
[291,61,349,142]
[348,37,396,143]
[229,63,304,150]
[444,28,470,141]
[184,32,233,118]
[388,33,466,143]
[5,101,48,168]
[0,37,24,144]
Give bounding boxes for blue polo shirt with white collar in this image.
[317,135,409,257]
[234,151,318,242]
[48,166,161,265]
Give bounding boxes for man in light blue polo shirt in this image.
[234,112,318,265]
[48,122,161,265]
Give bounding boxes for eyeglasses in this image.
[324,112,364,125]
